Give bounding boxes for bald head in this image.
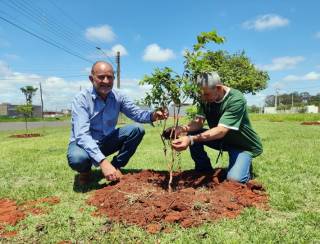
[91,61,114,75]
[89,61,115,99]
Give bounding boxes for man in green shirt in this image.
[171,72,262,183]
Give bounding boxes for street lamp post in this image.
[96,47,120,89]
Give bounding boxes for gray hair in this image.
[196,72,221,88]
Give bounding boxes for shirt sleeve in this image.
[120,95,153,123]
[218,98,246,131]
[71,96,105,164]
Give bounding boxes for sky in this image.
[0,0,319,111]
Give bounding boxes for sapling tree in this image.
[140,67,187,192]
[139,30,226,192]
[16,104,32,133]
[140,29,269,192]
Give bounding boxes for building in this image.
[263,105,319,114]
[43,111,64,118]
[263,107,277,114]
[306,105,319,113]
[0,103,42,117]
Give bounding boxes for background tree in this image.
[20,85,38,105]
[248,105,260,113]
[20,85,38,117]
[264,91,320,108]
[184,33,269,99]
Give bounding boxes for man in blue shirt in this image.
[67,61,168,184]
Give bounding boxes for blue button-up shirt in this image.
[70,87,153,164]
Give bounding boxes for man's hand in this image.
[100,159,120,182]
[162,126,186,140]
[171,136,191,152]
[152,108,169,121]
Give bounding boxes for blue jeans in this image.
[67,124,145,173]
[189,129,252,183]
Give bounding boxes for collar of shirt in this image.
[90,86,115,102]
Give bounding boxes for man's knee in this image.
[67,147,91,172]
[226,171,250,183]
[129,125,145,138]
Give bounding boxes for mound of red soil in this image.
[301,121,320,125]
[0,197,60,238]
[9,133,42,138]
[87,170,268,233]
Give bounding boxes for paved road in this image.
[0,121,70,131]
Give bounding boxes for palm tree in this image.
[20,85,38,117]
[20,86,38,105]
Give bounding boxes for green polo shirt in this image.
[197,88,263,157]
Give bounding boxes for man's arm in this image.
[192,125,229,142]
[171,125,229,151]
[182,116,205,132]
[167,116,204,138]
[120,95,153,123]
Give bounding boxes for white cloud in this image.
[283,71,320,81]
[0,60,90,110]
[242,14,289,31]
[115,78,151,102]
[315,32,320,39]
[143,44,175,62]
[258,56,304,71]
[0,60,153,111]
[85,25,116,43]
[108,44,128,56]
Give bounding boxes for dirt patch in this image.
[87,169,268,233]
[0,196,60,238]
[9,133,42,138]
[301,121,320,125]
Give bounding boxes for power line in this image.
[0,15,92,63]
[47,0,117,65]
[14,0,116,65]
[1,1,96,58]
[0,74,88,81]
[17,0,96,52]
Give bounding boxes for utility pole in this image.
[116,51,120,89]
[39,82,44,119]
[95,46,120,89]
[275,89,279,110]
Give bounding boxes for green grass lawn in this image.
[0,117,319,243]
